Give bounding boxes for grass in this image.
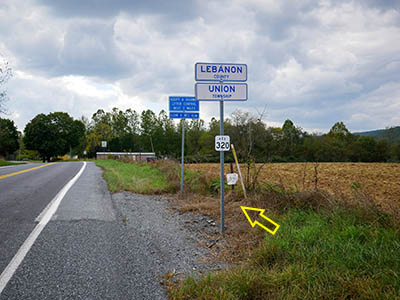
[95,159,213,195]
[162,161,400,299]
[95,159,400,299]
[0,160,24,167]
[96,160,169,194]
[168,208,400,299]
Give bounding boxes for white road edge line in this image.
[0,166,18,170]
[0,161,87,295]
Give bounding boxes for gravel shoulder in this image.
[113,192,226,279]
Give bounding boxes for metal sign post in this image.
[169,96,199,195]
[219,78,225,233]
[180,119,185,195]
[220,98,225,233]
[195,62,247,233]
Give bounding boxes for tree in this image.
[381,126,400,144]
[125,109,140,135]
[396,141,400,161]
[154,110,179,157]
[281,119,302,159]
[328,122,350,138]
[0,57,12,114]
[140,109,157,152]
[0,118,19,157]
[70,120,87,156]
[325,122,355,161]
[375,139,391,162]
[186,119,206,160]
[227,110,257,161]
[348,136,377,162]
[85,132,101,157]
[24,112,85,162]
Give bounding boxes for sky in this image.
[0,0,399,133]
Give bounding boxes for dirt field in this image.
[186,163,400,213]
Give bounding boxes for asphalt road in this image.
[0,162,217,299]
[0,162,83,278]
[0,162,144,299]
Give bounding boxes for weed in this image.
[96,159,400,299]
[170,209,400,299]
[96,160,169,194]
[0,160,24,166]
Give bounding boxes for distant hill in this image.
[354,126,400,142]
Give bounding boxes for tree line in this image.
[1,108,400,163]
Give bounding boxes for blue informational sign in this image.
[169,112,199,119]
[169,96,199,112]
[169,96,199,119]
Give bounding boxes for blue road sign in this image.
[169,96,199,112]
[169,112,199,119]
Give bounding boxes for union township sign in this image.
[195,82,248,101]
[195,63,247,82]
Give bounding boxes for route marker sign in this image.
[215,135,230,151]
[195,63,247,82]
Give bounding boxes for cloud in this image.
[0,0,399,134]
[7,71,125,130]
[35,0,198,20]
[0,0,63,74]
[57,19,131,79]
[346,82,400,130]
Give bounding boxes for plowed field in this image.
[186,163,400,212]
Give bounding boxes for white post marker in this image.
[226,173,239,185]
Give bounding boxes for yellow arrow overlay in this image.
[240,206,280,235]
[0,163,56,180]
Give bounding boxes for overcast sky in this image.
[0,0,399,133]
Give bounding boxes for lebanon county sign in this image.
[195,63,247,82]
[195,82,248,101]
